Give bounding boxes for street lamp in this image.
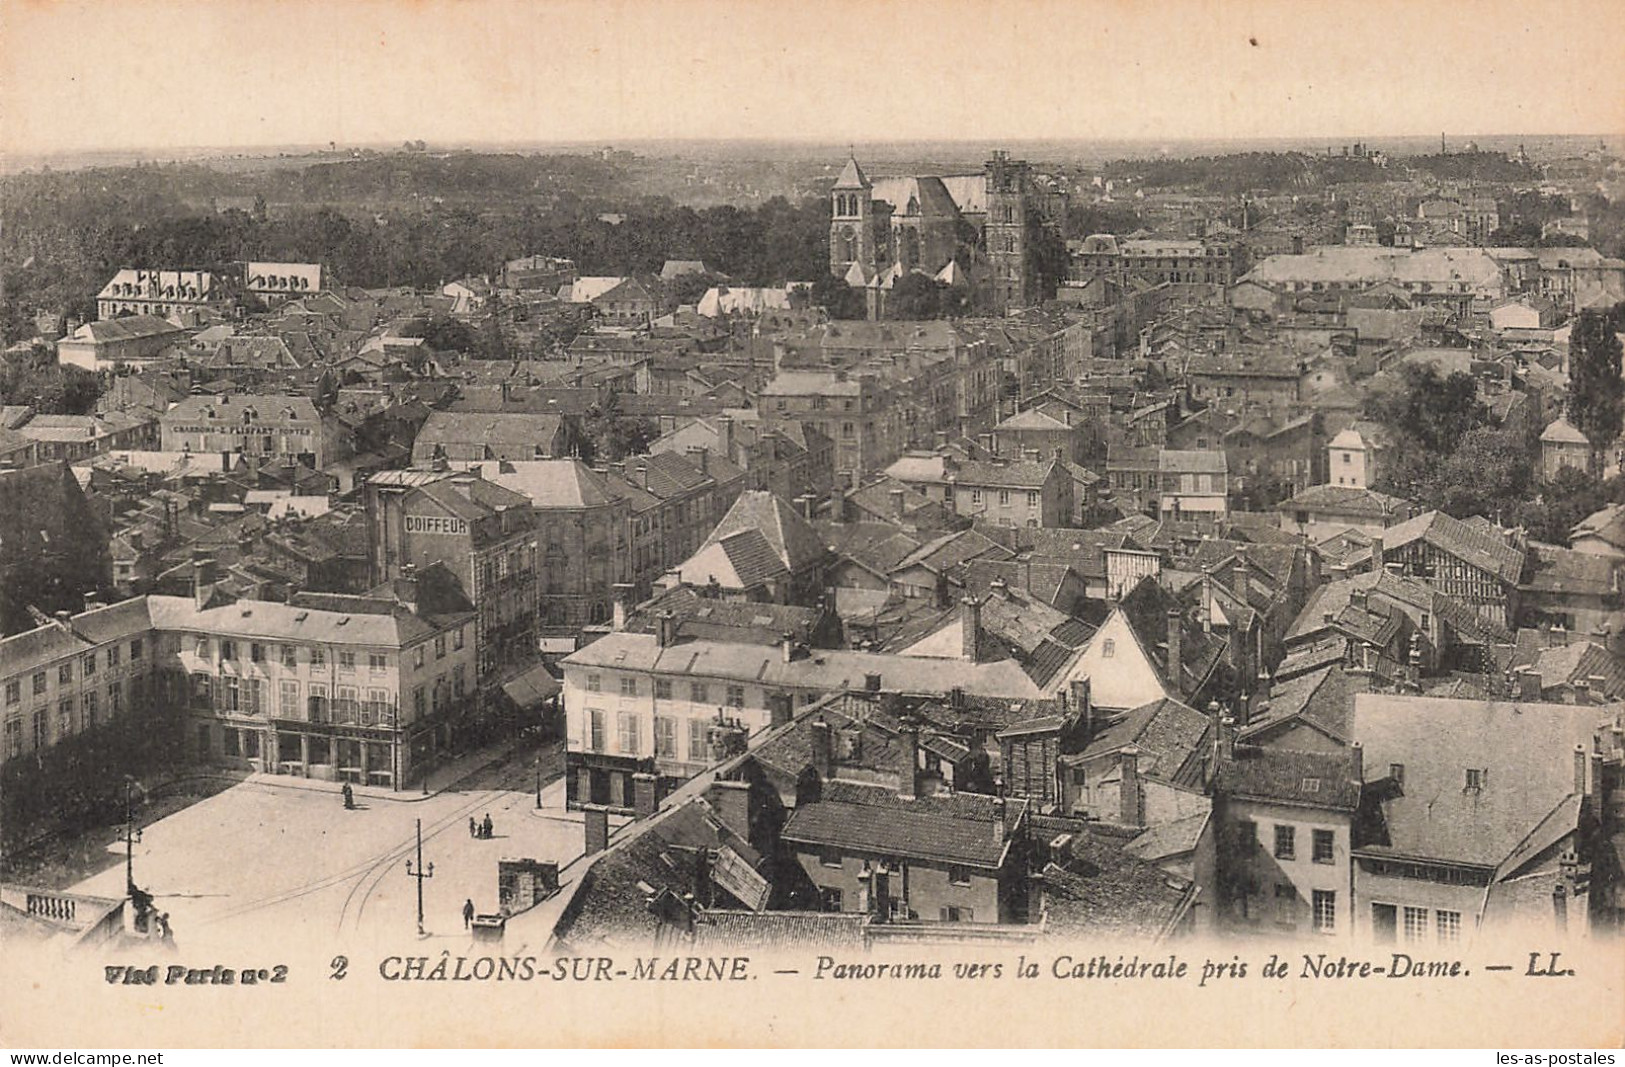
[123,776,143,894]
[535,755,543,809]
[404,818,434,937]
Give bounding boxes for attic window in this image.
[1102,638,1115,658]
[1301,777,1321,793]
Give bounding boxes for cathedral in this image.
[829,150,1069,316]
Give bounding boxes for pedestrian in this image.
[462,899,475,929]
[342,783,354,809]
[468,816,477,838]
[482,813,493,839]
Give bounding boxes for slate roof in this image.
[692,909,869,948]
[1241,665,1369,746]
[703,490,826,575]
[627,586,828,647]
[1217,745,1362,810]
[1039,837,1197,941]
[1350,693,1608,867]
[781,781,1026,869]
[470,459,612,509]
[1520,543,1617,597]
[1279,484,1410,519]
[1118,576,1227,700]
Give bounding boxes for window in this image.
[412,647,424,670]
[1274,825,1296,860]
[83,653,97,676]
[654,716,677,758]
[1102,638,1115,658]
[726,685,745,708]
[941,905,974,922]
[250,643,265,664]
[1312,829,1335,864]
[619,677,638,697]
[999,490,1010,506]
[220,640,236,662]
[106,682,121,715]
[108,645,120,667]
[947,865,972,887]
[1389,762,1405,785]
[1312,890,1336,934]
[282,646,298,670]
[280,680,300,718]
[32,672,47,696]
[654,679,672,701]
[616,712,638,755]
[589,710,605,751]
[224,729,240,757]
[59,663,73,685]
[434,636,447,659]
[1275,884,1296,924]
[452,666,466,699]
[32,709,46,750]
[1436,910,1462,944]
[4,718,20,759]
[818,887,843,912]
[4,681,18,706]
[971,488,982,504]
[1402,905,1429,943]
[689,718,710,760]
[338,651,357,670]
[1027,491,1039,507]
[412,686,426,718]
[130,638,143,660]
[57,699,74,739]
[1464,768,1483,791]
[453,627,465,651]
[369,653,388,671]
[586,673,602,693]
[818,846,842,868]
[311,647,326,668]
[84,691,97,727]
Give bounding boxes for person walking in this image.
[462,898,475,929]
[468,816,477,838]
[341,783,354,809]
[481,813,493,839]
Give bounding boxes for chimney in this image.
[717,414,734,459]
[889,487,906,518]
[961,596,982,662]
[977,432,994,457]
[1350,587,1368,612]
[780,632,795,663]
[710,779,751,841]
[828,484,846,524]
[634,463,649,489]
[1232,547,1248,603]
[1350,740,1364,783]
[897,723,920,801]
[1167,608,1183,690]
[1119,745,1143,827]
[989,577,1008,599]
[796,494,815,521]
[810,717,833,779]
[934,430,948,449]
[1069,677,1094,742]
[768,692,793,728]
[583,805,609,855]
[1574,744,1588,796]
[632,772,659,819]
[685,445,709,475]
[611,583,634,632]
[1023,447,1041,462]
[864,672,882,692]
[1369,532,1383,574]
[655,610,677,648]
[992,797,1007,845]
[1550,623,1568,648]
[1588,743,1604,819]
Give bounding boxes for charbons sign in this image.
[167,425,313,436]
[405,515,468,535]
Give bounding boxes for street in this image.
[68,739,603,954]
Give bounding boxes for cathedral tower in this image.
[983,150,1031,314]
[830,155,875,279]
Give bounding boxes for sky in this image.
[4,0,1624,157]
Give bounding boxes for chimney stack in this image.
[710,779,751,841]
[583,805,609,855]
[655,610,677,648]
[992,797,1007,844]
[611,582,634,632]
[1232,547,1248,604]
[1119,745,1143,827]
[961,597,983,662]
[1369,532,1383,574]
[810,717,833,779]
[780,632,795,663]
[1574,678,1591,705]
[828,484,846,524]
[1574,744,1588,796]
[1069,678,1094,743]
[1167,608,1183,690]
[1514,666,1543,702]
[889,487,906,518]
[897,723,920,801]
[685,445,709,475]
[1350,740,1364,783]
[632,773,659,819]
[717,415,734,459]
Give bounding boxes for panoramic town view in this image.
[3,4,1624,974]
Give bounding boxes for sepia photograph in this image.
[1,0,1623,1051]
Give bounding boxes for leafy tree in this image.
[807,274,865,320]
[403,313,476,353]
[1568,309,1625,476]
[1511,465,1606,545]
[886,274,944,319]
[1363,362,1487,455]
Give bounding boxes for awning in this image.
[501,664,561,709]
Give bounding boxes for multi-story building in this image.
[1377,510,1525,628]
[1070,235,1242,287]
[55,316,188,372]
[1214,743,1362,939]
[409,412,570,465]
[13,411,158,463]
[558,626,1047,810]
[884,450,1074,528]
[0,583,476,793]
[361,469,542,682]
[1350,694,1614,945]
[760,370,905,479]
[244,262,322,307]
[159,394,327,468]
[96,269,219,321]
[1158,449,1230,524]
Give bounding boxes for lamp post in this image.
[123,777,143,893]
[535,756,543,809]
[404,818,434,937]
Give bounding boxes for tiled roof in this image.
[1383,510,1525,585]
[704,490,826,574]
[1039,840,1196,941]
[1082,698,1213,788]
